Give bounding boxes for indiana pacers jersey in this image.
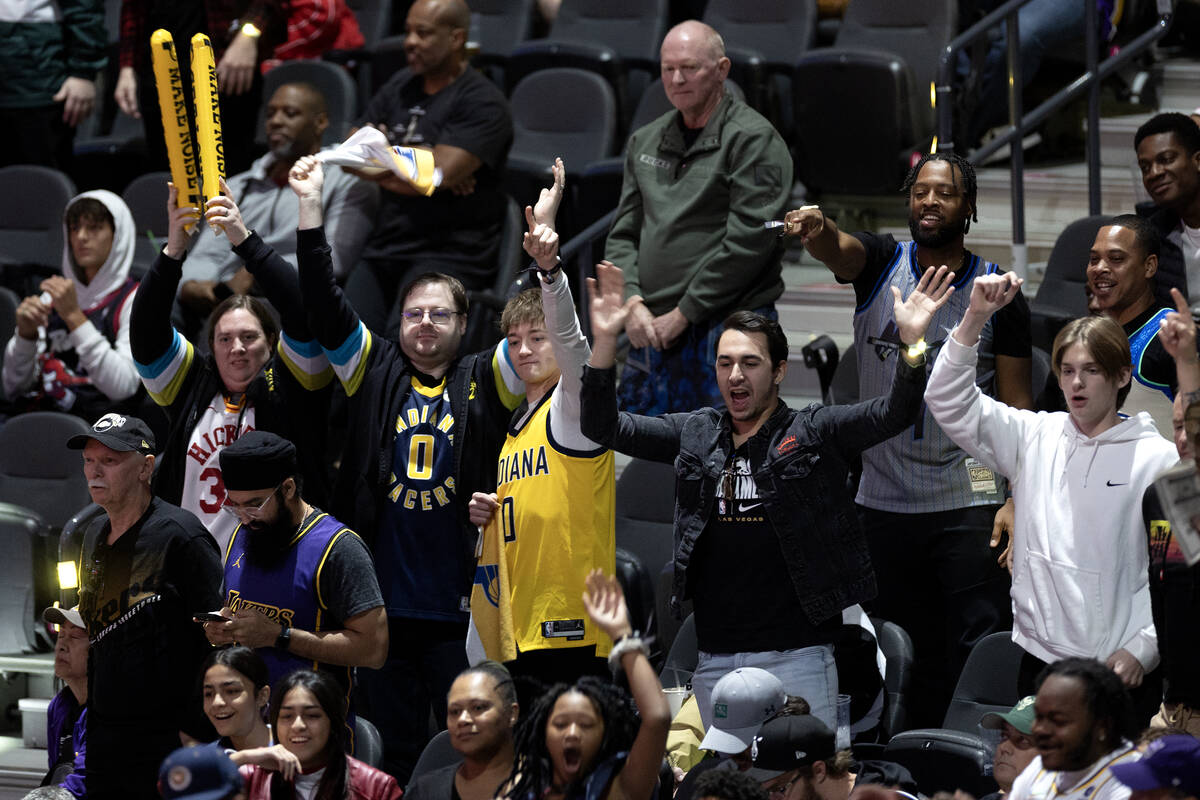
[376,375,464,620]
[854,241,1006,512]
[489,393,615,655]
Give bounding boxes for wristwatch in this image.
[901,339,927,367]
[275,624,291,651]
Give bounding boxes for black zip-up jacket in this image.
[295,228,517,590]
[129,234,331,507]
[580,356,926,627]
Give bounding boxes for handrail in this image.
[935,0,1174,277]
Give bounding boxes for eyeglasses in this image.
[221,484,281,521]
[766,775,800,799]
[402,307,461,325]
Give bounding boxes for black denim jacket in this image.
[580,357,926,627]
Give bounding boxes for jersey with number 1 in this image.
[179,394,255,554]
[375,375,463,621]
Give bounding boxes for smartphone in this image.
[194,612,228,623]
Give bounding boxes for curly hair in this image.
[503,677,638,800]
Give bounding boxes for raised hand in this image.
[522,205,559,272]
[966,272,1022,318]
[782,205,825,244]
[288,155,325,199]
[204,178,250,245]
[582,569,632,641]
[531,157,565,231]
[587,261,631,340]
[1159,288,1198,364]
[891,265,957,345]
[164,182,200,259]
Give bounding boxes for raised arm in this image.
[582,571,669,800]
[1159,287,1200,404]
[783,205,868,282]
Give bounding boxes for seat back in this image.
[614,457,676,582]
[259,60,360,147]
[883,729,997,797]
[703,0,816,67]
[58,502,105,607]
[354,716,385,768]
[871,616,915,739]
[407,730,461,788]
[368,35,409,97]
[463,195,525,353]
[0,412,95,528]
[549,0,668,67]
[942,630,1024,733]
[835,0,956,132]
[0,286,19,391]
[121,171,172,279]
[0,166,77,267]
[346,0,392,48]
[615,546,660,665]
[1030,214,1107,349]
[0,502,51,654]
[471,0,535,60]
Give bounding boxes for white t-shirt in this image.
[179,392,256,554]
[1170,223,1200,310]
[1008,747,1138,800]
[293,767,325,800]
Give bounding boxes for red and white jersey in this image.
[180,392,256,553]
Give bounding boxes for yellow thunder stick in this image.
[190,33,225,218]
[149,30,200,228]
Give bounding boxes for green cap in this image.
[980,695,1035,735]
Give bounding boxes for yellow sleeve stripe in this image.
[135,329,195,406]
[314,527,352,612]
[278,335,334,390]
[326,322,372,397]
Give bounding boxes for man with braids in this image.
[783,152,1034,728]
[1008,658,1142,800]
[502,571,669,800]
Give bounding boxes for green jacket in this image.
[0,0,107,109]
[604,91,792,324]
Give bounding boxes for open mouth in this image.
[562,746,583,771]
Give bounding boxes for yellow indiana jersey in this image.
[479,394,615,657]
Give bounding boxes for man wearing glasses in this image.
[203,431,387,702]
[71,412,223,799]
[285,154,526,783]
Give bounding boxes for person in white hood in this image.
[3,190,141,419]
[925,272,1200,704]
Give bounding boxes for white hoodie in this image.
[2,189,141,403]
[925,333,1177,670]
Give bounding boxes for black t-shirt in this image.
[357,67,513,275]
[689,444,840,654]
[1142,483,1200,706]
[850,232,1033,360]
[309,510,386,624]
[79,496,223,795]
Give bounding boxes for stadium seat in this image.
[883,728,998,797]
[366,35,408,99]
[462,195,526,354]
[57,502,104,608]
[0,411,93,529]
[0,502,52,654]
[470,0,536,86]
[702,0,817,131]
[257,60,360,148]
[506,0,669,132]
[0,286,19,388]
[407,730,460,787]
[871,616,915,739]
[941,630,1024,733]
[1029,214,1108,351]
[791,0,955,196]
[121,171,172,280]
[346,0,392,49]
[354,716,385,768]
[0,165,77,268]
[614,458,675,578]
[615,546,661,666]
[504,68,618,233]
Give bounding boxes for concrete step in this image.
[1090,112,1153,169]
[1159,59,1200,112]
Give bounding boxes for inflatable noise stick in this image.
[149,30,200,231]
[190,33,225,228]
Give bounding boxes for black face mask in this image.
[242,491,295,566]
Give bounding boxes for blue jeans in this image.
[618,305,777,416]
[692,644,839,731]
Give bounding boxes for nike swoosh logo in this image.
[1106,480,1127,487]
[738,502,763,513]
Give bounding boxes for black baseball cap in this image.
[67,413,156,454]
[747,715,837,782]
